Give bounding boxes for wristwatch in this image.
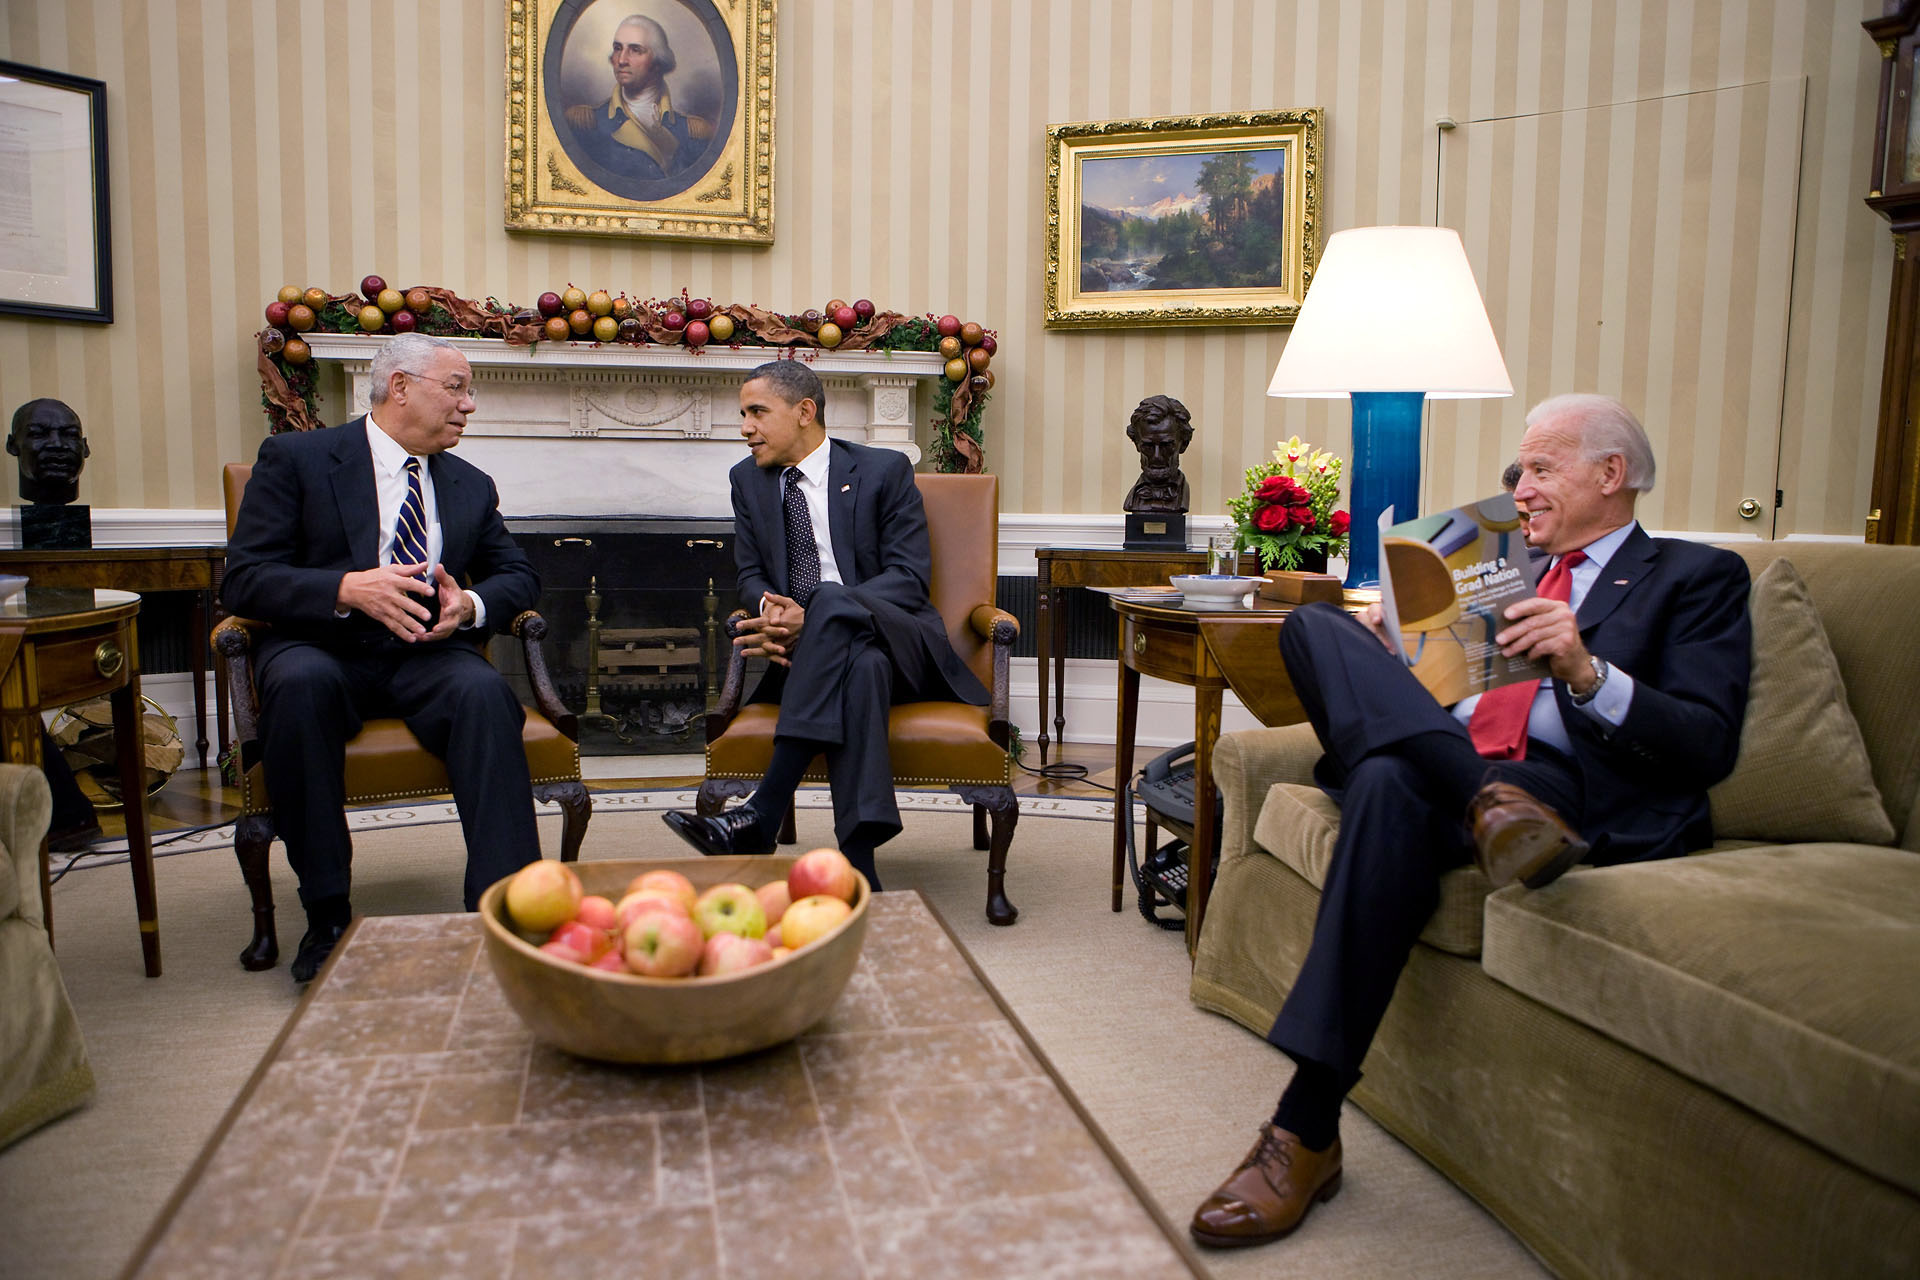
[1570,655,1610,705]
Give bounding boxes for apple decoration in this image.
[945,357,967,382]
[260,328,286,355]
[968,346,991,372]
[390,310,417,333]
[405,287,432,314]
[282,337,311,364]
[853,298,875,321]
[938,335,962,359]
[586,289,613,316]
[265,300,291,328]
[543,316,571,342]
[664,309,686,331]
[286,303,316,332]
[708,313,735,342]
[617,317,644,343]
[376,288,405,314]
[831,305,857,331]
[357,304,385,332]
[980,334,997,355]
[303,287,329,310]
[277,284,303,305]
[936,314,961,338]
[360,274,387,300]
[561,285,587,312]
[537,291,564,317]
[816,321,842,348]
[568,308,593,335]
[685,320,711,348]
[686,297,712,320]
[592,315,619,342]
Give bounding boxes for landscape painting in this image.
[1045,109,1323,328]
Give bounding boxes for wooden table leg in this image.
[191,589,210,769]
[1035,567,1053,767]
[111,674,162,977]
[1186,684,1223,957]
[1051,585,1068,758]
[1110,647,1140,913]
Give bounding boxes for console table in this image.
[0,547,227,769]
[1033,546,1258,766]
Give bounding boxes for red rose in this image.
[1329,510,1351,535]
[1253,475,1307,505]
[1288,505,1315,530]
[1253,504,1289,533]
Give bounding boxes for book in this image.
[1376,493,1547,704]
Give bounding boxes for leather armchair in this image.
[697,474,1023,924]
[216,462,591,971]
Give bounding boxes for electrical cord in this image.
[46,819,236,886]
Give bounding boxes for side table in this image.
[0,588,160,976]
[1033,546,1257,765]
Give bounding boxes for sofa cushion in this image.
[1253,782,1491,957]
[1709,558,1893,846]
[1481,844,1920,1196]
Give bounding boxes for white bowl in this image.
[1169,573,1262,604]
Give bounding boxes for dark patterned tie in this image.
[783,466,820,607]
[392,458,431,567]
[1467,549,1587,760]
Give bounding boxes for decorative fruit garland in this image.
[256,279,996,473]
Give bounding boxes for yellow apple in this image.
[781,894,853,951]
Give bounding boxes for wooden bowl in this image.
[477,855,870,1064]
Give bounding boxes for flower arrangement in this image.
[1227,435,1352,571]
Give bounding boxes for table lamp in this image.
[1267,226,1512,586]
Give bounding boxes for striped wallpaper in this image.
[0,0,1894,539]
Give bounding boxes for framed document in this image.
[0,60,112,323]
[505,0,775,244]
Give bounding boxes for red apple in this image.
[548,918,611,963]
[623,910,704,977]
[616,889,692,930]
[694,882,767,939]
[781,894,853,951]
[265,300,291,328]
[935,314,961,338]
[853,298,875,321]
[789,847,859,904]
[765,922,783,948]
[686,297,712,319]
[831,305,857,330]
[980,334,997,355]
[590,950,629,974]
[539,937,590,965]
[755,880,792,927]
[537,291,564,317]
[505,860,583,933]
[576,895,618,932]
[389,309,417,333]
[698,931,774,976]
[684,320,710,347]
[359,274,387,300]
[664,309,686,331]
[627,869,698,912]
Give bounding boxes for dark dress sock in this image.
[840,837,882,893]
[749,737,824,833]
[1271,1056,1351,1152]
[306,892,352,931]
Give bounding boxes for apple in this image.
[707,313,735,342]
[359,274,387,300]
[853,298,875,321]
[664,309,686,331]
[277,284,303,305]
[831,305,857,330]
[592,315,619,342]
[303,286,329,310]
[405,287,432,313]
[968,346,991,372]
[539,937,589,965]
[568,308,592,335]
[824,297,848,316]
[765,922,783,948]
[376,287,405,314]
[960,321,984,347]
[286,303,316,332]
[789,847,859,904]
[590,950,629,974]
[938,335,962,359]
[935,314,961,338]
[627,869,698,911]
[543,316,571,342]
[282,337,311,364]
[755,879,792,927]
[781,894,853,950]
[537,291,564,317]
[586,289,613,316]
[944,357,968,383]
[611,296,631,318]
[770,945,793,961]
[265,300,291,328]
[693,883,767,939]
[623,910,704,977]
[504,860,582,933]
[979,334,997,355]
[547,918,611,963]
[389,310,417,333]
[684,320,710,347]
[698,931,774,976]
[815,321,842,348]
[686,296,712,319]
[616,889,691,930]
[576,895,618,932]
[357,304,385,332]
[561,285,587,311]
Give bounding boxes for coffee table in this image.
[125,893,1202,1279]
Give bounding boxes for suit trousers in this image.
[255,638,540,912]
[1264,603,1584,1080]
[763,589,934,850]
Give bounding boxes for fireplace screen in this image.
[494,517,765,755]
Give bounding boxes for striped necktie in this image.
[392,457,430,567]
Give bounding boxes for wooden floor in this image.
[87,739,1126,843]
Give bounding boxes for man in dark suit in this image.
[659,360,987,888]
[1190,394,1753,1249]
[223,333,543,982]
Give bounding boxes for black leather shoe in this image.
[289,921,348,983]
[661,808,775,857]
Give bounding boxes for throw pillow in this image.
[1708,558,1894,844]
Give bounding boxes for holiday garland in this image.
[256,281,996,473]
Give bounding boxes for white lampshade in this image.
[1267,226,1513,399]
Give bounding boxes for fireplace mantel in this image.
[304,333,950,519]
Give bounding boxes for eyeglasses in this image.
[399,369,476,401]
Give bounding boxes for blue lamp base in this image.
[1343,391,1427,588]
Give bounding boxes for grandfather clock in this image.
[1865,1,1920,544]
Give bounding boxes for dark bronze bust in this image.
[1122,395,1192,514]
[9,398,90,506]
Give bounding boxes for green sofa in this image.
[1190,540,1920,1278]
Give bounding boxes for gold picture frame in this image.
[1045,108,1324,329]
[505,0,775,243]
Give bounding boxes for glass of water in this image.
[1206,533,1238,576]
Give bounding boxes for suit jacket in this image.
[729,438,988,708]
[1557,527,1751,865]
[222,419,538,662]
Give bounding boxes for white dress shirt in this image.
[1449,520,1638,753]
[763,438,844,614]
[362,416,485,628]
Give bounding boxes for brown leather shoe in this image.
[1190,1124,1342,1248]
[1468,781,1590,889]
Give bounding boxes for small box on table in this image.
[1259,570,1343,605]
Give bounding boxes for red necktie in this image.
[1467,550,1587,761]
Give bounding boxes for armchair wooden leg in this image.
[952,784,1019,926]
[697,778,752,817]
[972,804,989,851]
[235,813,279,971]
[536,781,593,863]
